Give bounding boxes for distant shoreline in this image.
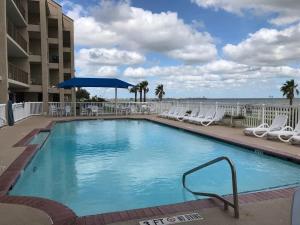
[118,97,300,105]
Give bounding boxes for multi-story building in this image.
[0,0,75,112]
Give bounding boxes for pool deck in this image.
[0,115,299,225]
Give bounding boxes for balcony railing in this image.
[64,62,71,68]
[12,0,26,19]
[63,42,71,47]
[7,20,27,52]
[8,63,29,84]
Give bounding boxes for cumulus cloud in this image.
[64,0,217,64]
[78,65,118,77]
[191,0,300,26]
[223,23,300,66]
[124,60,300,88]
[75,48,144,77]
[77,48,145,66]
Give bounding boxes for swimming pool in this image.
[10,120,300,216]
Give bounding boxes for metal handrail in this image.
[182,156,239,218]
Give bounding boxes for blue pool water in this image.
[10,120,300,216]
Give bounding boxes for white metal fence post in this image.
[262,104,265,124]
[231,107,234,124]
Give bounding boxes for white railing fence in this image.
[2,102,44,125]
[0,104,6,127]
[13,103,28,122]
[0,101,299,129]
[48,102,163,117]
[28,102,44,115]
[158,101,300,128]
[13,102,44,122]
[47,101,300,128]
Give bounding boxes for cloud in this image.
[191,0,300,26]
[124,60,300,89]
[64,0,217,64]
[223,23,300,66]
[77,48,145,66]
[75,48,144,77]
[78,65,118,77]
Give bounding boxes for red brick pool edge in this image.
[0,117,298,225]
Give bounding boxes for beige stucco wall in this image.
[0,0,9,103]
[0,0,74,108]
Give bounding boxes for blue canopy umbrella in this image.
[57,77,134,89]
[57,77,135,115]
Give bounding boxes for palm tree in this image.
[143,87,149,102]
[155,84,165,101]
[280,79,299,106]
[137,84,143,102]
[139,80,149,102]
[129,86,138,102]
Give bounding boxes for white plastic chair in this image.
[182,108,199,121]
[80,106,88,116]
[168,107,187,120]
[199,109,226,126]
[91,106,99,116]
[160,106,175,117]
[188,107,215,123]
[49,105,58,116]
[65,105,71,116]
[267,120,300,142]
[243,115,288,138]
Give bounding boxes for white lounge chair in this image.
[168,107,187,120]
[196,108,225,126]
[168,107,183,119]
[181,108,199,121]
[160,106,176,118]
[289,134,300,145]
[175,108,192,121]
[267,120,300,142]
[197,106,210,119]
[188,107,215,124]
[243,114,288,137]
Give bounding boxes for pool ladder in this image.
[182,156,239,218]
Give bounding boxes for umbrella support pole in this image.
[115,88,117,116]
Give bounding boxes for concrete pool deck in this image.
[0,115,298,225]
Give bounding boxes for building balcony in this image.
[29,55,41,62]
[8,63,29,85]
[7,0,26,27]
[63,68,72,73]
[63,62,72,73]
[63,47,71,52]
[49,55,59,65]
[7,20,28,54]
[63,41,71,47]
[48,38,58,45]
[12,0,25,20]
[49,63,59,69]
[28,24,40,32]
